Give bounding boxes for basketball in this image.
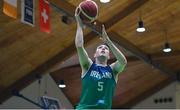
[77,0,98,23]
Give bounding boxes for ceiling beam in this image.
[57,56,139,71]
[108,31,177,79]
[53,52,180,71]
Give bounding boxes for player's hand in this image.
[101,24,110,42]
[75,7,84,28]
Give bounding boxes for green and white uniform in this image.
[76,63,116,109]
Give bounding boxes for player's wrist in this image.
[105,37,111,44]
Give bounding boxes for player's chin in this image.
[102,53,109,57]
[100,54,108,59]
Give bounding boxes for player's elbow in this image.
[119,59,127,72]
[118,58,127,67]
[123,58,127,66]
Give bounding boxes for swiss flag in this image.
[39,0,50,33]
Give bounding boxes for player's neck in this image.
[95,58,107,66]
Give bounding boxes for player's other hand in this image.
[101,24,110,42]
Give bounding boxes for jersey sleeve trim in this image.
[81,63,94,79]
[108,65,117,84]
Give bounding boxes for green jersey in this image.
[76,63,116,109]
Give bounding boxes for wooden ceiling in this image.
[0,0,180,108]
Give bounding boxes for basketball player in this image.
[75,9,127,109]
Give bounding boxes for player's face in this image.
[94,45,110,59]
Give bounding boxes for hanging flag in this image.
[21,0,35,26]
[3,0,17,19]
[39,0,50,33]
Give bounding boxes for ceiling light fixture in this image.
[136,8,145,32]
[100,0,110,3]
[58,80,66,88]
[163,42,172,53]
[163,29,172,53]
[136,20,145,32]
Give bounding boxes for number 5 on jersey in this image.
[97,82,104,91]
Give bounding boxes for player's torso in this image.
[77,63,116,109]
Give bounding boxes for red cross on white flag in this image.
[39,0,50,33]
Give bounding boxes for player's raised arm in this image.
[75,9,92,73]
[101,25,127,76]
